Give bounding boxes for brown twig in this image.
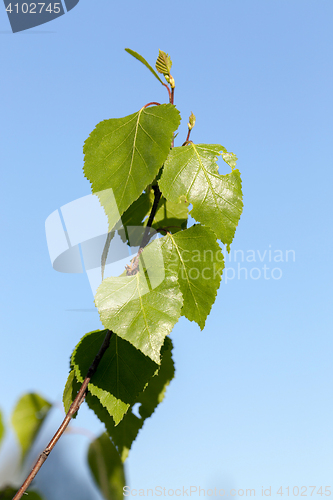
[170,86,174,105]
[12,330,113,500]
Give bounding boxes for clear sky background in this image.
[0,1,332,499]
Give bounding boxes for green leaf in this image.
[84,104,180,230]
[88,433,126,500]
[109,337,175,461]
[0,487,44,500]
[95,239,183,363]
[84,338,174,462]
[11,393,51,461]
[125,48,164,85]
[72,330,159,425]
[161,225,224,329]
[0,410,4,448]
[159,143,243,245]
[155,49,172,75]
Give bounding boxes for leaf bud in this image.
[188,112,196,131]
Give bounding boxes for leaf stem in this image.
[143,102,161,108]
[162,83,172,102]
[12,330,113,500]
[184,128,191,144]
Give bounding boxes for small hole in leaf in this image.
[132,403,142,419]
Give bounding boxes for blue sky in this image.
[0,1,332,498]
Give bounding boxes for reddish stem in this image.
[143,101,161,108]
[162,83,172,102]
[185,128,191,143]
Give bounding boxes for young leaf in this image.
[161,225,224,329]
[88,433,126,500]
[155,49,172,75]
[11,393,52,461]
[83,104,180,228]
[72,330,159,424]
[125,48,164,85]
[159,143,243,246]
[95,239,183,363]
[0,410,4,448]
[188,112,196,131]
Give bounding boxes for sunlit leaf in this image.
[83,105,180,230]
[161,225,224,329]
[159,143,243,245]
[95,239,183,363]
